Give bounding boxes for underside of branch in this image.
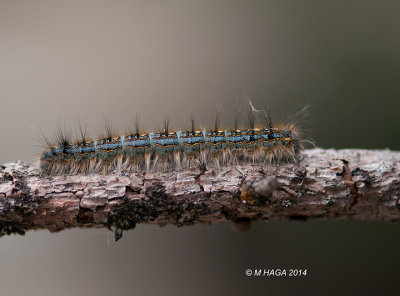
[0,148,399,240]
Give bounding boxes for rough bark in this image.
[0,148,399,240]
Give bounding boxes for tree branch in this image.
[1,148,399,240]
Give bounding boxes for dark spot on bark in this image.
[64,183,74,189]
[336,166,346,176]
[145,184,167,199]
[107,192,212,241]
[292,168,307,182]
[326,198,335,206]
[351,168,361,176]
[0,222,26,236]
[77,207,94,224]
[351,168,373,187]
[2,202,11,213]
[0,172,13,183]
[8,174,31,197]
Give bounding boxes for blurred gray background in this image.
[1,0,399,295]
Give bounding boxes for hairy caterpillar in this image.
[39,102,310,175]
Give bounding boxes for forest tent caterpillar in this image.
[39,101,310,175]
